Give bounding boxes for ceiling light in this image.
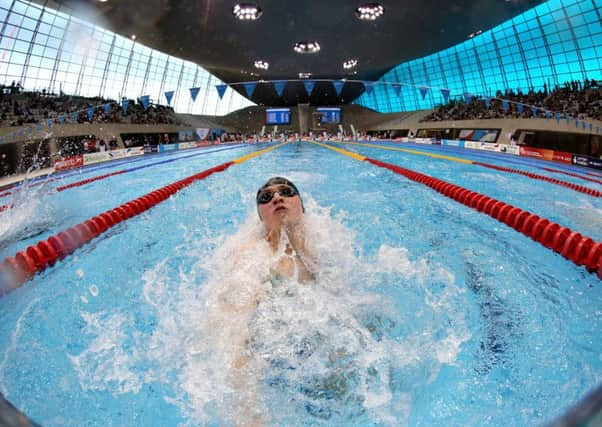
[232,3,263,21]
[254,60,269,70]
[131,34,136,40]
[299,72,312,78]
[343,59,358,70]
[294,41,320,54]
[355,3,384,21]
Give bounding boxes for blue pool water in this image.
[0,141,601,426]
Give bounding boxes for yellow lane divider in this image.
[233,142,289,164]
[309,140,367,161]
[331,140,474,165]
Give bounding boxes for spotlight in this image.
[294,41,320,54]
[233,3,263,20]
[343,59,358,70]
[254,60,269,70]
[355,3,384,21]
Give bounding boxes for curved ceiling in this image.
[47,0,544,106]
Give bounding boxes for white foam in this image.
[68,199,471,425]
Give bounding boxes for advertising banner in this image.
[552,151,573,164]
[413,138,435,145]
[159,143,179,153]
[475,142,502,152]
[519,146,572,164]
[464,141,480,150]
[178,141,197,150]
[124,147,144,157]
[144,145,159,154]
[83,152,110,165]
[54,155,84,172]
[572,154,602,170]
[500,145,520,155]
[441,139,465,148]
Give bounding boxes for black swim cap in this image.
[256,177,304,213]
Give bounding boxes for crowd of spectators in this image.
[421,79,602,123]
[0,82,189,128]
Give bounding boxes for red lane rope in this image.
[364,157,602,280]
[54,171,126,192]
[0,172,125,213]
[587,171,602,178]
[0,161,234,296]
[472,161,602,197]
[541,167,602,186]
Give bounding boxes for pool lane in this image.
[310,141,602,280]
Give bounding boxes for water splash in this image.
[68,199,471,425]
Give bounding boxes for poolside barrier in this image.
[310,141,602,279]
[0,142,287,296]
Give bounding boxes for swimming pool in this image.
[0,141,601,426]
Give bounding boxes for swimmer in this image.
[256,177,315,283]
[204,177,315,426]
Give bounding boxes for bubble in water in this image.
[89,285,99,297]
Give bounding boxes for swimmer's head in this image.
[256,177,304,227]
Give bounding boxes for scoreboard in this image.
[317,107,342,124]
[266,108,291,125]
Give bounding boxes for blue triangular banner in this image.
[364,82,374,95]
[59,115,65,125]
[419,86,429,100]
[72,111,79,122]
[391,84,402,97]
[589,123,593,132]
[582,121,586,130]
[485,96,491,109]
[140,95,150,109]
[87,107,95,121]
[531,106,537,117]
[243,82,257,98]
[47,118,53,128]
[28,126,33,135]
[36,122,42,132]
[502,100,509,112]
[545,111,551,119]
[190,87,201,102]
[273,81,287,97]
[440,89,450,103]
[304,80,316,95]
[464,93,473,105]
[555,112,560,123]
[122,99,129,114]
[575,118,579,128]
[164,91,174,105]
[333,80,345,96]
[103,103,111,114]
[216,84,228,100]
[517,103,523,114]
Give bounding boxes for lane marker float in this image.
[0,143,287,296]
[333,141,602,197]
[310,141,602,280]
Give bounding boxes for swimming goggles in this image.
[256,185,299,204]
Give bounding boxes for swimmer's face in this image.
[257,184,303,230]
